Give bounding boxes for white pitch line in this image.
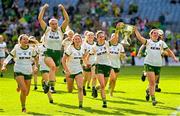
[170,106,180,116]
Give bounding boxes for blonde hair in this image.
[71,33,82,45]
[73,33,82,40]
[158,29,164,36]
[158,29,164,40]
[96,30,104,38]
[65,30,74,35]
[85,31,94,42]
[18,34,29,44]
[149,29,158,38]
[29,36,39,45]
[84,30,90,36]
[0,35,3,38]
[87,31,94,36]
[28,36,35,40]
[48,18,58,24]
[0,35,4,41]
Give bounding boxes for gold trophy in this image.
[118,24,134,46]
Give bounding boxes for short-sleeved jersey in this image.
[10,44,37,75]
[83,42,96,65]
[44,26,64,50]
[62,38,72,51]
[0,42,7,57]
[65,45,85,74]
[92,41,111,66]
[37,44,49,71]
[144,39,168,66]
[109,43,125,68]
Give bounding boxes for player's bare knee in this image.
[149,81,155,86]
[100,84,105,89]
[50,65,56,71]
[111,79,116,83]
[78,86,83,91]
[21,88,27,95]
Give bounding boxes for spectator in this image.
[159,13,166,25]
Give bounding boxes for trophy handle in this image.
[121,38,130,46]
[120,24,134,46]
[121,31,131,46]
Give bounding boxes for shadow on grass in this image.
[53,102,158,115]
[27,111,50,115]
[115,96,149,102]
[30,84,42,86]
[113,96,164,104]
[87,97,137,105]
[0,109,4,112]
[156,105,177,111]
[110,107,158,115]
[56,81,67,84]
[55,103,124,115]
[161,91,180,95]
[113,90,126,93]
[82,106,124,115]
[60,111,82,116]
[107,99,136,105]
[53,103,77,109]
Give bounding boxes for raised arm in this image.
[114,22,121,38]
[115,22,124,36]
[38,4,49,30]
[58,4,69,32]
[134,27,147,45]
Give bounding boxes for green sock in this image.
[49,81,55,87]
[151,95,156,101]
[21,104,25,109]
[102,98,106,104]
[79,101,83,106]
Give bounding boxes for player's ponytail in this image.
[28,36,39,45]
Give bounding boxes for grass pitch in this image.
[0,65,180,115]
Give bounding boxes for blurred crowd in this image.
[0,0,179,60]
